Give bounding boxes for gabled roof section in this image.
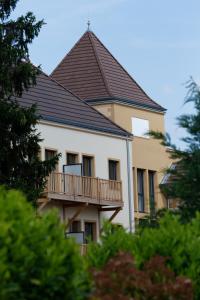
[14,72,132,138]
[51,31,165,113]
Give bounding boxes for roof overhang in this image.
[86,97,166,114]
[39,116,133,141]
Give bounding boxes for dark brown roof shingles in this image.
[52,33,109,100]
[51,31,165,112]
[15,72,131,137]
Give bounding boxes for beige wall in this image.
[94,103,173,218]
[93,104,113,119]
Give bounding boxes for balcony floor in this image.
[42,191,123,208]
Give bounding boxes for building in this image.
[51,30,172,222]
[16,71,134,243]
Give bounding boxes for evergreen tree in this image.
[0,0,43,98]
[0,0,60,203]
[149,80,200,222]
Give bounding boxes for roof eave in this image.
[86,97,166,114]
[41,115,133,139]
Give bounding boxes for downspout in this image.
[126,138,134,233]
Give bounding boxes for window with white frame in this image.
[131,117,149,138]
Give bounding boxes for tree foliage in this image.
[86,214,200,299]
[0,100,60,203]
[0,187,88,300]
[86,222,135,269]
[90,252,193,300]
[0,0,44,98]
[0,0,59,203]
[149,80,200,222]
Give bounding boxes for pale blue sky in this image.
[13,0,200,147]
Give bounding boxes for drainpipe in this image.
[126,138,134,233]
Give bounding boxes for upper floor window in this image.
[64,152,81,175]
[82,155,94,177]
[108,160,120,181]
[132,117,149,138]
[45,149,58,171]
[45,149,57,160]
[67,152,78,165]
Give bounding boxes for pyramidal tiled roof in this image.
[14,71,132,138]
[51,31,165,112]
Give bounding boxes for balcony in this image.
[43,172,123,208]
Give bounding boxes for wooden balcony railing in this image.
[46,172,123,207]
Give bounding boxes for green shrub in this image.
[133,213,200,299]
[0,187,88,300]
[86,222,135,269]
[87,214,200,299]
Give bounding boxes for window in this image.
[82,155,94,177]
[132,117,149,138]
[66,220,84,244]
[149,171,155,213]
[84,222,96,243]
[67,152,78,165]
[45,149,58,173]
[137,169,145,212]
[108,160,119,180]
[45,149,57,160]
[69,220,81,232]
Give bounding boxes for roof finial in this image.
[87,20,91,31]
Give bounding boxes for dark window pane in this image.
[83,156,92,177]
[70,220,81,232]
[45,149,56,160]
[109,160,118,180]
[84,222,95,243]
[137,169,144,212]
[149,171,155,213]
[67,153,77,165]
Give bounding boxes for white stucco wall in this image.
[38,121,134,232]
[42,201,100,240]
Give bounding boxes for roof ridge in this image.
[89,31,163,109]
[88,31,113,98]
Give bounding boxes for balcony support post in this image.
[100,207,121,234]
[37,198,51,213]
[108,207,121,222]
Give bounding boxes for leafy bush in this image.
[87,214,200,299]
[0,187,88,300]
[86,222,135,269]
[90,252,193,300]
[133,213,200,299]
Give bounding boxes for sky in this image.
[13,0,200,148]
